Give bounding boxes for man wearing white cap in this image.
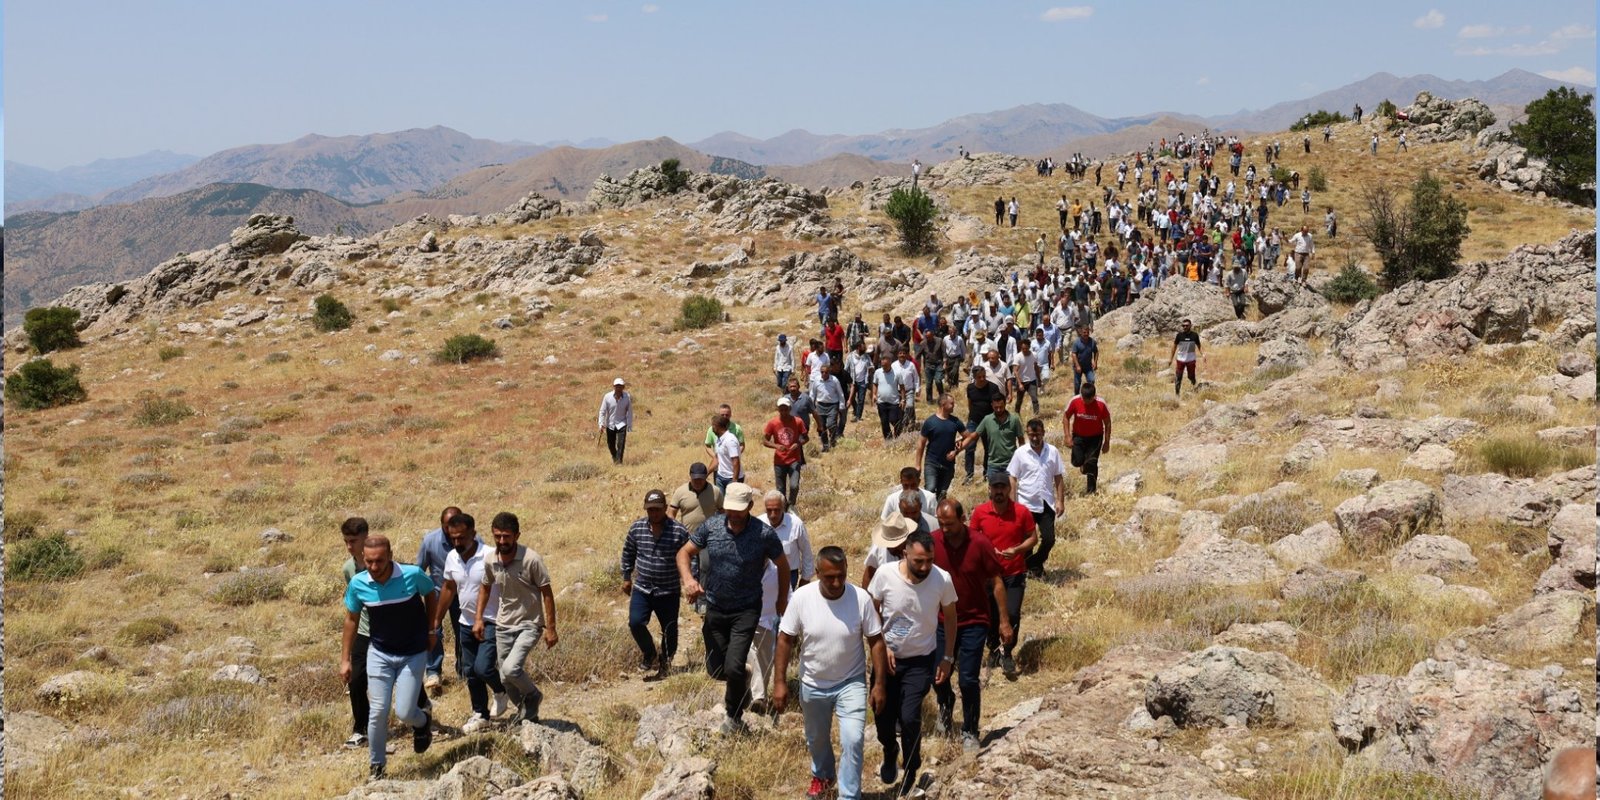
[764,395,809,507]
[676,482,791,735]
[597,378,633,465]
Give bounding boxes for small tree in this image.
[5,358,89,410]
[884,187,939,256]
[23,306,82,354]
[660,158,690,194]
[1306,166,1328,192]
[676,295,725,330]
[1290,110,1348,132]
[312,294,354,332]
[434,334,500,364]
[1376,99,1398,119]
[1511,86,1597,205]
[1359,170,1469,288]
[1323,263,1381,303]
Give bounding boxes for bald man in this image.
[1543,746,1597,800]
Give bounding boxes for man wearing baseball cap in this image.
[764,395,809,508]
[597,378,633,465]
[622,490,691,680]
[676,482,791,736]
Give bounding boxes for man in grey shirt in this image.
[474,512,558,724]
[1226,264,1248,320]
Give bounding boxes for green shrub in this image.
[312,294,354,332]
[1306,166,1328,192]
[5,358,89,411]
[210,567,288,606]
[660,158,690,194]
[1479,438,1561,478]
[1270,166,1292,185]
[1322,264,1381,303]
[1376,99,1397,119]
[158,346,185,362]
[133,396,195,426]
[119,616,179,645]
[434,334,501,364]
[1359,170,1469,288]
[379,298,403,313]
[11,534,85,580]
[23,306,83,354]
[1290,109,1348,132]
[1511,86,1597,205]
[884,187,939,256]
[675,295,725,330]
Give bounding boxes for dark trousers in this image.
[986,574,1027,657]
[628,589,680,666]
[427,595,461,678]
[933,625,989,736]
[877,401,901,439]
[703,605,761,720]
[774,462,803,508]
[923,458,955,500]
[1070,434,1103,493]
[605,428,627,464]
[457,621,506,716]
[876,650,937,794]
[348,633,370,734]
[850,381,869,421]
[1024,505,1057,574]
[963,419,984,479]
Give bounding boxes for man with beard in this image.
[474,512,558,724]
[431,513,508,732]
[343,535,439,779]
[413,506,462,694]
[1010,419,1067,580]
[929,499,1012,752]
[969,475,1037,679]
[961,366,1006,485]
[621,490,690,681]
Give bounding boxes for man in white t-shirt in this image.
[867,530,957,796]
[878,467,939,522]
[772,547,888,800]
[1009,339,1041,416]
[711,414,743,492]
[432,513,507,732]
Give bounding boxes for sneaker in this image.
[962,732,980,754]
[424,673,442,693]
[368,763,386,781]
[718,716,750,737]
[879,753,899,786]
[934,703,953,736]
[412,711,433,754]
[344,732,368,749]
[638,656,656,673]
[461,713,488,734]
[999,652,1018,679]
[807,776,836,799]
[491,692,509,719]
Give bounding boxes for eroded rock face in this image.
[1440,473,1560,528]
[1249,270,1328,316]
[1402,92,1496,142]
[1332,655,1590,800]
[1455,591,1594,656]
[1333,480,1439,550]
[711,245,923,308]
[1130,278,1237,335]
[1144,646,1334,729]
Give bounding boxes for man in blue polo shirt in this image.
[343,535,439,780]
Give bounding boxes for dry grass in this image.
[2,127,1592,799]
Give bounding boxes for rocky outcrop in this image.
[229,213,310,257]
[1255,336,1312,373]
[1248,270,1328,316]
[589,167,830,236]
[1333,480,1438,551]
[1279,562,1366,601]
[1269,522,1343,566]
[1144,646,1334,729]
[1453,591,1594,657]
[458,233,607,295]
[1389,534,1477,577]
[639,758,715,800]
[1149,529,1282,587]
[1130,278,1237,336]
[1331,231,1595,370]
[1401,92,1496,143]
[493,192,566,225]
[710,246,924,309]
[1473,128,1572,199]
[1332,655,1590,800]
[1295,414,1480,454]
[1536,503,1597,593]
[1440,473,1560,528]
[923,153,1033,188]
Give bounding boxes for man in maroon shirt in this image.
[930,498,1013,752]
[1062,381,1112,495]
[969,475,1036,679]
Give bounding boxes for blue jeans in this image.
[801,674,868,799]
[366,647,428,767]
[776,370,791,392]
[963,419,983,479]
[934,625,990,736]
[924,457,955,499]
[457,621,505,716]
[1073,368,1096,395]
[628,590,680,665]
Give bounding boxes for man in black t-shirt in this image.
[1170,319,1202,397]
[915,394,966,500]
[963,367,1007,485]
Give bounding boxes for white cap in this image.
[777,395,792,407]
[613,377,626,386]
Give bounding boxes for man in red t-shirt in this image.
[931,498,1012,751]
[763,396,809,507]
[823,314,848,407]
[1062,381,1112,495]
[968,475,1036,679]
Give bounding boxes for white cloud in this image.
[1456,40,1563,56]
[1539,66,1597,85]
[585,13,608,22]
[1195,76,1210,86]
[1457,24,1531,38]
[641,4,659,12]
[1413,9,1445,29]
[1040,6,1093,22]
[1550,24,1596,40]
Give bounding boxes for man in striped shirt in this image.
[622,489,690,681]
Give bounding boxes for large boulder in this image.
[1150,532,1282,587]
[1269,521,1343,566]
[1249,270,1328,316]
[229,213,309,257]
[639,757,715,800]
[1161,443,1229,488]
[1389,534,1477,577]
[1144,646,1334,729]
[1331,231,1595,370]
[1333,480,1439,550]
[1130,278,1237,336]
[1536,502,1597,593]
[923,153,1033,188]
[1279,562,1366,601]
[1255,336,1313,373]
[517,721,615,794]
[1332,655,1590,799]
[458,233,607,295]
[1402,92,1496,142]
[1455,591,1593,656]
[1440,473,1560,528]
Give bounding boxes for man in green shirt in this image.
[958,395,1024,486]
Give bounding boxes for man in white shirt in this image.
[433,513,507,732]
[771,547,888,800]
[941,329,966,394]
[879,467,939,522]
[891,349,920,436]
[872,354,905,441]
[711,414,742,492]
[597,378,634,465]
[745,561,782,713]
[1290,225,1314,284]
[810,365,846,451]
[844,341,874,424]
[867,531,957,796]
[1008,420,1067,579]
[773,334,795,392]
[764,491,815,590]
[1009,339,1041,416]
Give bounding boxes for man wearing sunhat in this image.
[860,510,919,592]
[676,482,792,735]
[597,377,634,465]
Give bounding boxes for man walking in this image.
[1069,325,1099,396]
[414,506,462,694]
[810,364,846,452]
[845,340,874,424]
[703,404,744,468]
[930,499,1013,751]
[597,378,634,465]
[342,535,438,779]
[1226,264,1248,320]
[1009,338,1041,415]
[677,483,791,735]
[474,512,558,725]
[961,366,1006,485]
[969,477,1037,679]
[764,396,809,506]
[1171,319,1203,396]
[771,547,888,800]
[774,334,795,391]
[867,530,957,796]
[339,518,373,749]
[1062,382,1111,494]
[959,394,1024,486]
[1010,420,1067,579]
[711,413,744,492]
[622,490,690,680]
[872,354,906,441]
[914,394,965,501]
[432,513,508,732]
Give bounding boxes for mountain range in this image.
[4,150,200,212]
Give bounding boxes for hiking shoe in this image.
[879,752,899,786]
[491,692,509,719]
[638,656,656,673]
[934,703,953,736]
[999,653,1018,679]
[412,711,433,754]
[521,687,544,724]
[461,713,488,734]
[962,732,981,754]
[344,732,368,749]
[807,776,836,799]
[718,716,750,737]
[368,763,386,781]
[985,649,1001,670]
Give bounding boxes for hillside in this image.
[2,119,1594,800]
[4,151,200,213]
[93,126,544,206]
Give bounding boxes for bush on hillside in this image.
[1290,110,1348,132]
[676,295,725,330]
[1359,170,1469,288]
[1511,86,1597,205]
[210,567,288,606]
[1376,99,1398,119]
[884,187,939,256]
[134,396,196,426]
[312,294,354,332]
[1270,166,1292,185]
[661,158,690,194]
[1306,166,1328,192]
[434,334,500,364]
[119,616,180,645]
[5,358,89,411]
[23,306,83,354]
[1322,264,1381,303]
[10,534,85,581]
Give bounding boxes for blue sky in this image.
[3,0,1595,169]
